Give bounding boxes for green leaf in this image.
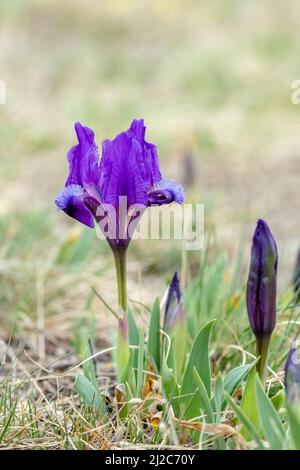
[119,348,134,384]
[222,363,254,411]
[212,373,223,423]
[128,307,140,371]
[180,319,215,419]
[172,317,188,379]
[148,297,160,371]
[224,392,265,449]
[255,375,285,449]
[137,328,145,398]
[240,368,261,440]
[0,399,18,444]
[271,389,284,411]
[193,367,214,423]
[161,359,180,415]
[74,373,105,415]
[287,403,300,450]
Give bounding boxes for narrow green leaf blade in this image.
[74,373,105,415]
[193,367,214,423]
[137,328,145,398]
[128,307,140,371]
[224,392,265,449]
[221,362,255,410]
[180,319,215,419]
[240,368,261,440]
[148,297,160,371]
[181,319,215,395]
[287,404,300,450]
[255,375,285,449]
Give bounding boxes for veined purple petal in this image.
[99,119,162,209]
[246,219,278,338]
[55,185,94,228]
[148,179,185,205]
[128,119,162,185]
[66,122,100,191]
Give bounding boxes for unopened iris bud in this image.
[246,219,278,379]
[285,345,300,404]
[292,247,300,304]
[164,272,187,377]
[164,272,184,331]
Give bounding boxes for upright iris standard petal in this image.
[55,122,101,227]
[285,345,300,403]
[66,122,101,192]
[99,119,162,209]
[246,219,278,338]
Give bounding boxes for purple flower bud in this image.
[164,272,185,332]
[293,247,300,303]
[246,219,278,339]
[246,219,278,379]
[285,345,300,403]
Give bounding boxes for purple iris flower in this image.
[285,345,300,403]
[55,119,185,247]
[246,219,278,378]
[164,272,185,333]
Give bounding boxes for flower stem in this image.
[113,245,129,378]
[113,246,127,313]
[256,335,270,381]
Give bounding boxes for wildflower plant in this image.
[56,119,184,376]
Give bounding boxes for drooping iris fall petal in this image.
[148,179,185,206]
[55,184,94,228]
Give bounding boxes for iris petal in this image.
[55,185,94,228]
[99,119,162,208]
[66,122,100,190]
[148,179,185,206]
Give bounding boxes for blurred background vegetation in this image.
[0,0,300,339]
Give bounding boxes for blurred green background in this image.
[0,0,300,335]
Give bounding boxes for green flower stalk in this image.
[113,245,129,375]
